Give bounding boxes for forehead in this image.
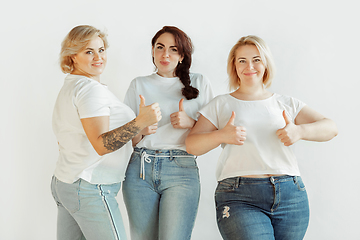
[155,32,176,45]
[85,36,104,48]
[235,44,260,58]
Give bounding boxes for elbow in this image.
[96,149,108,156]
[185,139,197,156]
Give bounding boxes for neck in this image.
[232,85,271,101]
[71,69,100,82]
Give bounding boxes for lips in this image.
[160,61,170,66]
[244,72,257,76]
[92,62,103,67]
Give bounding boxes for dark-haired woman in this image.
[122,26,214,240]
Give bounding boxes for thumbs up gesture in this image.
[170,98,196,129]
[276,110,301,146]
[220,111,246,145]
[136,95,162,130]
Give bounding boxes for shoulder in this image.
[128,73,158,87]
[273,93,305,106]
[189,72,212,88]
[207,94,230,105]
[190,72,207,82]
[70,75,104,94]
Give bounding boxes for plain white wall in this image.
[1,0,359,239]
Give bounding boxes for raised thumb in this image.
[282,110,291,125]
[179,98,185,111]
[227,111,236,125]
[139,95,145,107]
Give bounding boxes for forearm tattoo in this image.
[102,119,140,152]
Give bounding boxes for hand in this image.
[220,111,246,145]
[276,110,301,146]
[136,95,162,128]
[170,99,196,129]
[140,123,158,136]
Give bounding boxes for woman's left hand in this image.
[276,110,302,146]
[170,99,196,129]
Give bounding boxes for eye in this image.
[238,59,246,63]
[86,51,93,55]
[254,58,261,63]
[171,48,178,52]
[99,48,105,53]
[156,46,163,50]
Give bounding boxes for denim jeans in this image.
[51,176,127,240]
[215,175,309,240]
[122,147,200,240]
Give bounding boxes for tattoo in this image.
[102,119,140,152]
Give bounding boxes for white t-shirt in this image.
[199,93,306,181]
[124,73,214,151]
[52,74,136,184]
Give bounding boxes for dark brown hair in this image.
[152,26,199,100]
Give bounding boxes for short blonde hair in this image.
[227,35,275,90]
[60,25,108,73]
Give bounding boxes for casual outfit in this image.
[122,73,213,240]
[199,93,309,240]
[51,74,135,240]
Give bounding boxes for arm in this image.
[81,95,161,156]
[131,123,158,146]
[276,106,338,146]
[185,112,246,156]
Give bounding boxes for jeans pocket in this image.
[294,176,306,191]
[173,156,198,168]
[57,179,81,213]
[215,179,236,193]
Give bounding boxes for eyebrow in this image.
[156,43,177,48]
[85,46,105,51]
[237,55,261,60]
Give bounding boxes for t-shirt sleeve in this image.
[278,95,306,121]
[124,80,140,115]
[198,96,221,129]
[75,82,111,119]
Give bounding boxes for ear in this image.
[71,55,77,64]
[179,56,184,63]
[151,46,154,58]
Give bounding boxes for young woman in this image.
[122,26,214,240]
[186,35,338,240]
[51,25,161,240]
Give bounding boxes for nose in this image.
[246,62,254,70]
[162,49,169,58]
[93,52,102,61]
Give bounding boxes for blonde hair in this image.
[227,35,275,90]
[60,25,108,73]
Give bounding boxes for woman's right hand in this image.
[219,111,246,145]
[136,95,162,129]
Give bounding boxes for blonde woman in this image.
[186,35,338,240]
[51,25,161,240]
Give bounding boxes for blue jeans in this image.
[215,175,309,240]
[51,176,127,240]
[122,147,200,240]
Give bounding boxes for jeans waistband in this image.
[134,147,195,180]
[221,175,300,186]
[134,147,194,157]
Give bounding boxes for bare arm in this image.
[276,106,338,146]
[185,112,246,156]
[81,95,161,155]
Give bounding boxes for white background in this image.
[1,0,359,239]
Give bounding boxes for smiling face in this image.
[234,44,266,87]
[152,32,183,78]
[71,36,106,81]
